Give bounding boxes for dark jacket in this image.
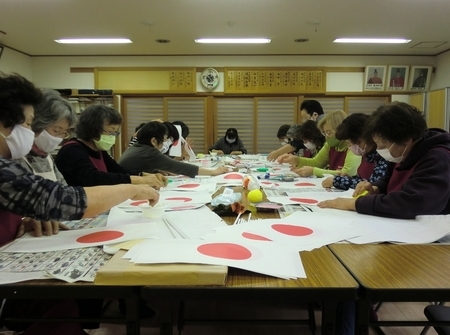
[356,129,450,219]
[208,137,247,154]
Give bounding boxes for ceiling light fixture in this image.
[194,38,271,44]
[334,38,411,44]
[54,38,132,44]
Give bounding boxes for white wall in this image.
[0,48,33,79]
[431,50,450,90]
[30,54,436,91]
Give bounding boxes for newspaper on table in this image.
[0,215,111,284]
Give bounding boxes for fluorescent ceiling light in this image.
[334,38,411,44]
[55,38,132,44]
[195,38,271,44]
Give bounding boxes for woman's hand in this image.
[353,181,378,197]
[277,154,298,165]
[211,149,224,155]
[129,184,160,206]
[291,166,314,177]
[140,173,168,189]
[317,198,357,211]
[322,176,334,188]
[16,218,70,238]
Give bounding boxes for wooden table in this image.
[141,187,359,335]
[329,244,450,335]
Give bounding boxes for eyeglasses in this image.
[48,126,72,139]
[102,130,121,137]
[322,130,334,137]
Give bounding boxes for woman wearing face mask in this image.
[321,113,390,189]
[318,102,450,219]
[296,120,325,158]
[278,110,361,177]
[16,89,76,182]
[209,127,247,155]
[55,105,167,189]
[119,121,228,177]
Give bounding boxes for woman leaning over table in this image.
[321,113,390,190]
[0,72,159,335]
[119,121,228,177]
[55,104,167,188]
[277,110,361,177]
[318,102,450,219]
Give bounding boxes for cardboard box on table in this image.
[94,250,228,286]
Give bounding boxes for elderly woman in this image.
[318,102,450,218]
[119,121,228,177]
[16,89,76,183]
[55,105,167,188]
[278,110,361,177]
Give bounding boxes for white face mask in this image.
[160,139,172,153]
[304,142,316,150]
[349,144,366,156]
[34,129,63,153]
[226,137,236,144]
[0,125,35,159]
[280,141,288,146]
[376,143,407,163]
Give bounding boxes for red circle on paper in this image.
[172,140,179,146]
[197,243,252,260]
[294,182,316,187]
[271,224,313,236]
[177,183,199,189]
[224,173,243,180]
[289,197,318,204]
[165,197,192,202]
[130,200,148,206]
[76,231,124,243]
[242,232,272,241]
[261,181,279,187]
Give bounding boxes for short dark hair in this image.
[335,113,369,144]
[277,124,291,139]
[172,120,190,139]
[0,72,42,128]
[365,102,427,143]
[163,121,180,141]
[135,123,146,133]
[300,100,324,116]
[225,128,238,139]
[297,120,325,148]
[137,121,168,147]
[75,105,122,141]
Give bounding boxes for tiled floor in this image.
[87,300,440,335]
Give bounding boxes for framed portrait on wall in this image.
[386,66,409,92]
[409,66,433,91]
[364,65,386,91]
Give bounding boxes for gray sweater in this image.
[119,144,199,177]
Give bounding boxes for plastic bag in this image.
[211,187,242,206]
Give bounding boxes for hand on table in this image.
[213,166,230,175]
[230,151,242,155]
[353,181,378,197]
[211,149,224,155]
[277,154,298,165]
[16,218,70,238]
[267,150,279,162]
[129,184,160,206]
[291,166,314,177]
[141,172,168,189]
[317,198,356,211]
[321,176,334,188]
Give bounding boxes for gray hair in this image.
[286,124,301,139]
[32,89,77,133]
